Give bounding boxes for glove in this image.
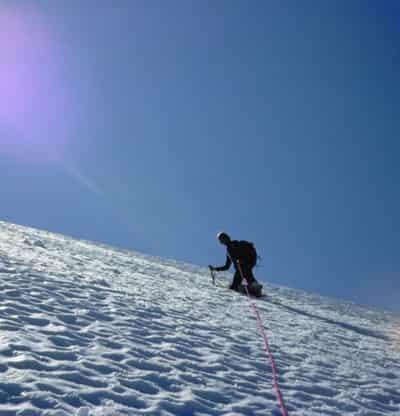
[208,265,215,271]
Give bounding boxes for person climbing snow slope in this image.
[209,232,263,297]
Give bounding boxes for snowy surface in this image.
[0,221,399,416]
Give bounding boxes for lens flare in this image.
[0,5,75,163]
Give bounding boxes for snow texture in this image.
[0,220,399,415]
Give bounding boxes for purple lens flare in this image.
[0,5,78,164]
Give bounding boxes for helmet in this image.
[217,232,231,243]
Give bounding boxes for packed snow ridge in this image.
[0,221,399,416]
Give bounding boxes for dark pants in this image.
[230,264,256,291]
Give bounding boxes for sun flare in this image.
[0,5,74,163]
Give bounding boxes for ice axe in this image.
[209,266,216,286]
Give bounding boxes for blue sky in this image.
[1,1,399,312]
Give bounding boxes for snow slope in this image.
[0,220,399,416]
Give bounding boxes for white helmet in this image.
[216,232,231,243]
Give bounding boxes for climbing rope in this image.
[237,260,289,416]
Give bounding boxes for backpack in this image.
[233,240,258,267]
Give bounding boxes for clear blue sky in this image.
[1,1,399,312]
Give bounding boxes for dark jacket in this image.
[214,240,252,272]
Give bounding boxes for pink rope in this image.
[237,261,289,416]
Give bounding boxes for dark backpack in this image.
[232,240,258,267]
